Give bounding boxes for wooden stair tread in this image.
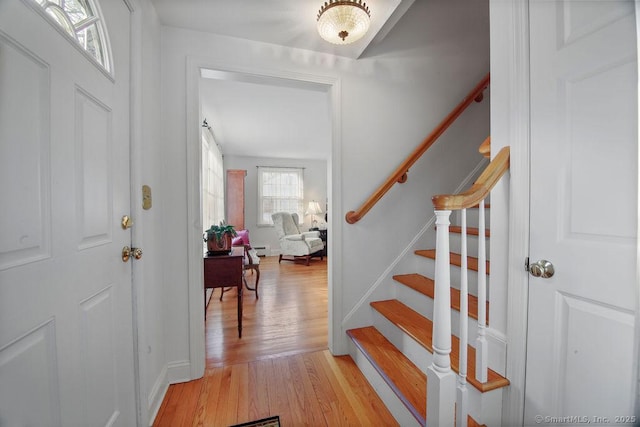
[416,249,490,275]
[470,203,490,209]
[348,326,426,423]
[393,273,489,324]
[370,299,509,393]
[347,326,487,427]
[449,225,490,238]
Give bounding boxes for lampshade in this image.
[305,201,323,216]
[317,0,371,45]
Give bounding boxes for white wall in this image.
[134,0,167,423]
[223,156,328,254]
[158,0,490,381]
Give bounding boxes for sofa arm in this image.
[284,234,304,241]
[301,231,320,239]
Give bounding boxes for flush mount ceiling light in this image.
[317,0,371,45]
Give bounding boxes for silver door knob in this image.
[529,259,554,278]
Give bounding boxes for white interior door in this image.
[525,0,638,423]
[0,1,136,426]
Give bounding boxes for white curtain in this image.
[202,129,224,230]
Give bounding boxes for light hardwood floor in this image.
[153,256,398,427]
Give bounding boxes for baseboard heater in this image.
[253,245,268,257]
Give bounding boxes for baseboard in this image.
[147,360,194,425]
[147,365,169,426]
[167,359,192,384]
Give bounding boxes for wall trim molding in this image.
[634,2,640,417]
[489,0,531,424]
[147,364,168,426]
[166,359,192,383]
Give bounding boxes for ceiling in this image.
[149,0,414,59]
[200,70,332,160]
[150,0,415,160]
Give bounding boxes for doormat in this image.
[229,415,280,427]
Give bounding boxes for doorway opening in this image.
[185,61,342,378]
[201,69,331,365]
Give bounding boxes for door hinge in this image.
[524,256,530,272]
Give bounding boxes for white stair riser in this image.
[348,339,422,427]
[448,233,490,259]
[395,284,480,343]
[371,312,504,426]
[452,207,490,228]
[416,260,490,297]
[372,309,432,370]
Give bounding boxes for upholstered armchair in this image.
[271,212,324,265]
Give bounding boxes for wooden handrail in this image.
[345,73,490,224]
[432,146,510,210]
[478,136,491,158]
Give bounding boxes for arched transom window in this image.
[35,0,111,72]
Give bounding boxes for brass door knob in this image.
[132,247,143,260]
[121,215,133,230]
[122,246,131,262]
[122,246,142,262]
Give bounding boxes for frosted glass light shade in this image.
[317,1,371,45]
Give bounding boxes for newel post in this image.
[427,209,456,427]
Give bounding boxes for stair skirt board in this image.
[349,339,424,427]
[347,338,423,426]
[341,160,489,334]
[371,310,504,425]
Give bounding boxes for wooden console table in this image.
[204,253,244,337]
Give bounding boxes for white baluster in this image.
[456,208,469,427]
[475,199,488,383]
[427,210,456,427]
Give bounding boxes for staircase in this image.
[346,146,511,426]
[342,74,510,425]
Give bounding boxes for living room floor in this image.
[153,256,398,426]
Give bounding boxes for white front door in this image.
[0,1,136,426]
[525,0,638,423]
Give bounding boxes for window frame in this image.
[31,0,113,77]
[257,166,305,226]
[202,130,225,231]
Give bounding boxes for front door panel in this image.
[0,1,136,425]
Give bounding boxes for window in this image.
[34,0,111,72]
[257,167,304,225]
[202,130,225,230]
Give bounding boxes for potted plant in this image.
[203,221,237,256]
